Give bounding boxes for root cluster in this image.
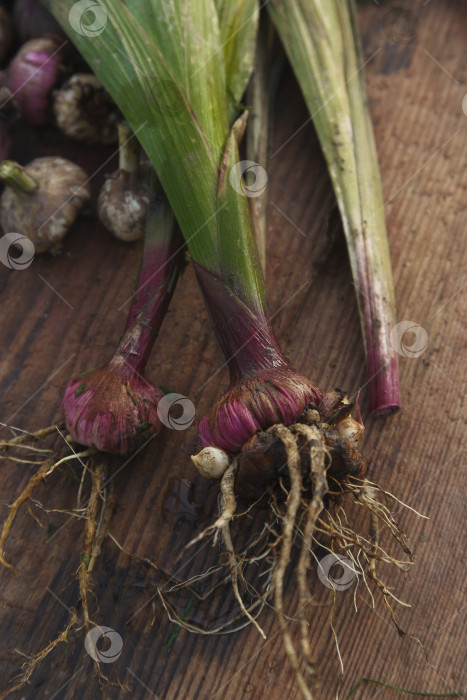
[0,420,419,700]
[0,423,122,699]
[177,420,416,700]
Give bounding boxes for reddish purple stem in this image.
[195,262,289,383]
[117,197,184,374]
[354,246,401,416]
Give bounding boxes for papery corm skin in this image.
[62,360,163,455]
[198,367,324,452]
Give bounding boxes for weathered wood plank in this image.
[0,1,465,698]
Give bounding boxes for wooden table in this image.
[1,1,465,698]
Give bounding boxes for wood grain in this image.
[0,1,466,698]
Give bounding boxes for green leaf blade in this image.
[215,0,259,120]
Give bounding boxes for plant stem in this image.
[117,121,140,176]
[339,0,400,415]
[112,174,184,375]
[268,0,401,415]
[0,160,37,192]
[195,263,289,383]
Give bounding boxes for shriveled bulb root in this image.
[181,418,417,700]
[221,521,267,639]
[170,457,273,636]
[269,424,320,700]
[0,609,81,700]
[185,457,240,548]
[321,477,418,633]
[0,422,63,449]
[0,424,122,699]
[77,462,121,695]
[290,424,329,687]
[158,544,272,637]
[0,422,96,572]
[157,518,274,636]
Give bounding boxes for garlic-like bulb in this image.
[53,74,119,144]
[191,447,230,479]
[62,361,164,455]
[98,173,149,241]
[4,37,64,126]
[97,122,149,242]
[0,157,90,253]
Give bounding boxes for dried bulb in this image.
[0,157,90,253]
[53,74,119,144]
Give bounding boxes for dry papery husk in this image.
[168,418,420,700]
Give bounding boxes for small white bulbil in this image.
[191,447,230,479]
[335,416,364,450]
